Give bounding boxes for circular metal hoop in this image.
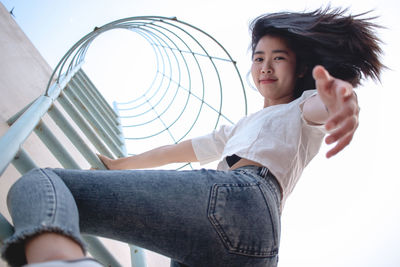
[47,16,248,168]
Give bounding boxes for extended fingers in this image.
[313,66,334,93]
[324,89,359,158]
[324,113,358,158]
[313,65,331,81]
[326,133,354,158]
[325,115,358,144]
[336,81,354,102]
[325,96,359,131]
[97,153,111,170]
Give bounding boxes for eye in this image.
[253,57,263,63]
[274,56,285,61]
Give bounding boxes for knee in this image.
[10,167,45,187]
[7,168,47,206]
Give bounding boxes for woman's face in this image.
[251,35,298,107]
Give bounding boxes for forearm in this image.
[309,65,359,158]
[302,94,330,125]
[107,140,198,170]
[111,146,171,169]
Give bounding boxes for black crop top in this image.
[226,154,242,167]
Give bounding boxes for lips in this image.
[259,77,277,84]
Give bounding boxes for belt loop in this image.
[258,166,269,178]
[258,167,282,200]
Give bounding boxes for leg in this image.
[1,168,88,266]
[51,167,281,267]
[25,233,84,263]
[2,167,281,267]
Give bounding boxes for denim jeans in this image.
[2,166,281,267]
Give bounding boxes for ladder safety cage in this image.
[0,16,248,266]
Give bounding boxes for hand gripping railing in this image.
[0,65,129,266]
[0,16,247,266]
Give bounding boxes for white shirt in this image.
[191,90,326,207]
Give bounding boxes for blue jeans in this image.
[1,166,281,267]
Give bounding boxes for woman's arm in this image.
[98,139,198,170]
[302,93,331,125]
[302,65,360,158]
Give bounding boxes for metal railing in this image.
[0,16,248,266]
[0,65,144,266]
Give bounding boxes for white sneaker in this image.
[23,258,103,267]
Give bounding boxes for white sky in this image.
[1,0,399,266]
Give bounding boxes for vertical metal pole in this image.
[83,235,122,267]
[8,149,123,267]
[57,93,115,158]
[0,96,52,176]
[68,79,120,139]
[47,105,106,169]
[130,245,147,267]
[62,87,124,157]
[1,149,38,245]
[113,101,127,156]
[112,102,147,267]
[73,73,119,132]
[0,214,13,246]
[34,120,81,169]
[78,70,118,119]
[11,149,38,174]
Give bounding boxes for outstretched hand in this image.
[313,65,360,158]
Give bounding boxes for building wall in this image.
[0,3,134,266]
[0,1,58,223]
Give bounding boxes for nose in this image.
[261,69,273,74]
[261,61,273,74]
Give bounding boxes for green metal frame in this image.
[0,65,125,266]
[0,16,248,266]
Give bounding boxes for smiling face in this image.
[251,35,298,107]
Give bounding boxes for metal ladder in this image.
[0,16,247,266]
[0,64,145,266]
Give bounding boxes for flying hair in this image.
[250,7,385,96]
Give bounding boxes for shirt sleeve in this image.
[191,124,234,165]
[298,90,327,133]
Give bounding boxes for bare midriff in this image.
[229,158,263,170]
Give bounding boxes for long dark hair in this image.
[250,7,385,98]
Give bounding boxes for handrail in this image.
[0,64,81,176]
[1,15,248,267]
[0,66,125,266]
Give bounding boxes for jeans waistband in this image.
[234,165,282,200]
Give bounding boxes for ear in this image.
[297,65,308,78]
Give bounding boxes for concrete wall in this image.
[0,1,58,222]
[0,3,133,266]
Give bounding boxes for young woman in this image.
[1,8,383,267]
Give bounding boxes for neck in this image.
[263,95,294,108]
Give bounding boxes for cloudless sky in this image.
[1,0,400,266]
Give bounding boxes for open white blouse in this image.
[191,90,326,208]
